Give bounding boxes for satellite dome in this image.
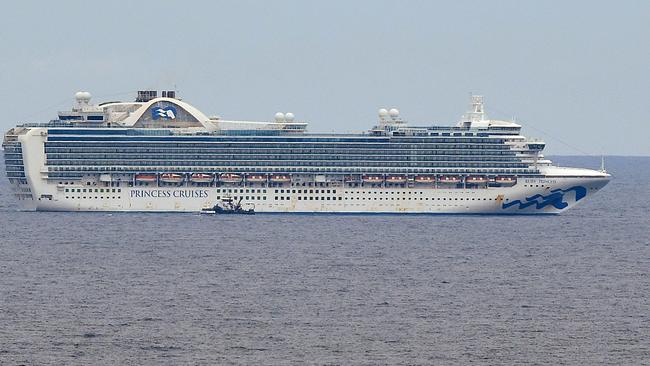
[378,108,388,118]
[389,108,399,118]
[285,112,295,122]
[274,112,285,122]
[75,91,92,103]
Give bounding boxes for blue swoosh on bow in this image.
[502,186,587,210]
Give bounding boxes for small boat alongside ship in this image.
[201,195,255,215]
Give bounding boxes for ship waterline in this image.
[3,91,610,214]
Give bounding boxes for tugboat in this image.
[200,195,255,215]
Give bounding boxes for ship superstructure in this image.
[2,91,610,213]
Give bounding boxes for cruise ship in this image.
[2,90,610,214]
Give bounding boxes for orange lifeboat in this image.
[135,173,157,183]
[386,175,407,184]
[160,173,184,183]
[438,175,461,184]
[495,176,516,184]
[362,175,384,183]
[246,174,267,182]
[415,175,435,183]
[269,174,291,183]
[466,176,488,184]
[190,173,213,183]
[220,173,243,183]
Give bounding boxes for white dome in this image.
[75,91,92,103]
[285,112,295,122]
[389,108,399,118]
[378,108,388,117]
[274,112,285,122]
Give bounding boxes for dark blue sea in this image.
[0,156,648,365]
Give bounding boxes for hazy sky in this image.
[1,1,648,155]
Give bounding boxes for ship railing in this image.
[18,121,75,128]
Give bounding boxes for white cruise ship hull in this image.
[18,175,609,214]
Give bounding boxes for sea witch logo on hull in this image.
[152,106,177,120]
[502,186,587,210]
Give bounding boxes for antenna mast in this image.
[467,95,485,123]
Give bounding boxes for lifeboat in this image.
[269,174,290,183]
[220,173,243,183]
[246,174,267,182]
[362,175,384,183]
[495,176,516,184]
[190,173,213,183]
[438,175,461,184]
[386,175,407,184]
[414,175,436,184]
[465,176,488,184]
[135,174,157,183]
[160,173,184,183]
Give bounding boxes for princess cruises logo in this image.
[152,106,177,120]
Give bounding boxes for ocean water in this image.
[0,156,648,365]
